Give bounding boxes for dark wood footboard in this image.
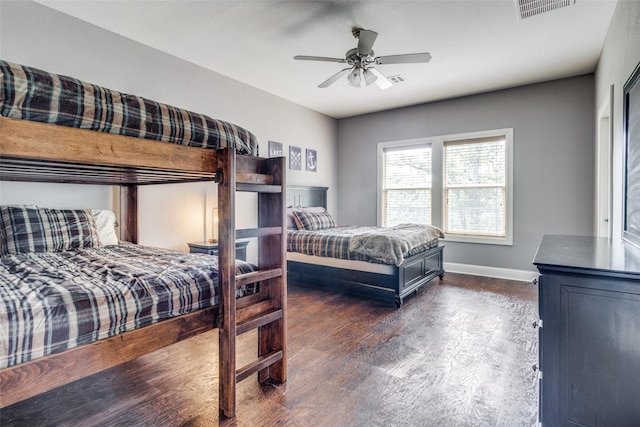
[288,245,444,307]
[394,245,445,306]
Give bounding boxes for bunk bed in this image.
[0,60,287,419]
[286,186,444,307]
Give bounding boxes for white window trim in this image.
[377,129,513,246]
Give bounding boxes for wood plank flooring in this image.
[1,273,538,426]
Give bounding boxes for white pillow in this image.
[90,209,119,246]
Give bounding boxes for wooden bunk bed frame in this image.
[0,116,287,419]
[286,186,444,307]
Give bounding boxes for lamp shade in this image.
[210,207,219,243]
[363,68,378,86]
[347,68,362,87]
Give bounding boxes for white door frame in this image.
[596,85,614,238]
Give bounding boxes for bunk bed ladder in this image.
[217,147,287,419]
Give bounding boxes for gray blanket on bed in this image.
[348,223,444,266]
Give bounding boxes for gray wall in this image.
[0,1,337,256]
[337,75,595,272]
[3,1,632,273]
[595,0,640,240]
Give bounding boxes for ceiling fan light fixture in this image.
[295,28,431,89]
[347,68,363,87]
[363,68,378,86]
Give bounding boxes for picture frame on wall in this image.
[268,141,283,158]
[623,61,640,246]
[289,145,302,170]
[306,149,317,172]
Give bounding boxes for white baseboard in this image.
[444,262,538,283]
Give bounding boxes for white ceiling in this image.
[37,0,617,119]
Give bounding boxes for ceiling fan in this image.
[294,28,431,89]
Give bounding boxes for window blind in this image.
[444,136,506,237]
[382,144,431,226]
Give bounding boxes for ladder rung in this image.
[236,183,282,193]
[237,300,275,324]
[237,227,282,239]
[236,292,262,310]
[236,308,283,335]
[237,268,282,287]
[236,350,283,383]
[236,172,273,185]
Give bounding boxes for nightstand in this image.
[188,240,249,261]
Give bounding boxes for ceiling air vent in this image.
[515,0,576,19]
[388,75,405,84]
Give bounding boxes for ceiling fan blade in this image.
[375,52,432,65]
[367,67,392,90]
[357,29,378,56]
[318,68,352,88]
[294,55,346,63]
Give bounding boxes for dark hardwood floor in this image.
[1,273,538,427]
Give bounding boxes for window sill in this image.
[443,235,513,246]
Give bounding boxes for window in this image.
[378,129,513,245]
[381,143,431,226]
[444,135,509,242]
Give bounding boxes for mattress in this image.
[0,60,258,155]
[0,243,257,369]
[287,251,395,275]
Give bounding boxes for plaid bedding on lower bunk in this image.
[0,60,258,155]
[287,225,442,266]
[0,243,257,369]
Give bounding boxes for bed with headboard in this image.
[0,60,287,419]
[286,186,444,307]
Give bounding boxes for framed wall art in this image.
[306,149,317,172]
[268,140,283,158]
[289,145,302,170]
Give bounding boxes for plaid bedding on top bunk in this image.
[0,243,257,369]
[288,225,443,266]
[0,60,258,155]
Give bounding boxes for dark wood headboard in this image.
[287,186,328,209]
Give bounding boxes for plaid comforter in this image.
[0,243,257,369]
[0,60,258,155]
[288,225,442,266]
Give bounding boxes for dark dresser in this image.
[533,235,640,426]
